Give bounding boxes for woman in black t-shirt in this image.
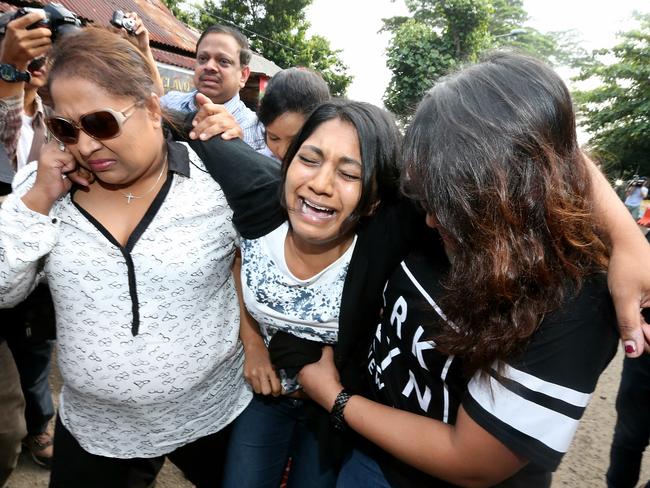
[297,52,620,487]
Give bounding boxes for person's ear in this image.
[239,65,250,88]
[145,92,162,128]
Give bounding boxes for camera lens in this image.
[27,56,47,73]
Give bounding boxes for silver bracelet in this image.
[330,389,351,431]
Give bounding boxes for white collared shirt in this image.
[160,90,267,152]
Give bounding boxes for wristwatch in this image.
[0,63,31,83]
[330,389,352,431]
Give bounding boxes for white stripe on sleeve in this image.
[467,371,586,453]
[499,362,592,408]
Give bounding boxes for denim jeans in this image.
[222,394,338,488]
[6,338,54,434]
[607,355,650,488]
[336,448,391,488]
[3,283,56,435]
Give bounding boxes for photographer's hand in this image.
[0,12,51,71]
[0,12,52,104]
[122,12,164,96]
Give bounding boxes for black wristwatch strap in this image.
[0,63,31,83]
[330,389,351,431]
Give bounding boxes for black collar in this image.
[166,139,191,177]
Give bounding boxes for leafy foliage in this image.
[193,0,352,96]
[160,0,199,27]
[383,0,584,121]
[383,19,454,117]
[573,13,650,177]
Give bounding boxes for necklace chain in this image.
[120,156,167,204]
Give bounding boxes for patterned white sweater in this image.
[0,142,251,458]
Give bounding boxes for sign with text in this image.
[157,63,194,94]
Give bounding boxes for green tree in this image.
[573,12,650,177]
[195,0,352,96]
[383,0,490,119]
[383,0,582,121]
[160,0,199,28]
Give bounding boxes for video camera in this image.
[0,3,82,42]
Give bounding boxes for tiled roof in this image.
[0,0,281,76]
[0,0,196,53]
[151,47,194,71]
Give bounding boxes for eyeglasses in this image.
[46,101,142,144]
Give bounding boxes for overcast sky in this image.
[306,0,648,107]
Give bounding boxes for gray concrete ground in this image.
[5,348,650,487]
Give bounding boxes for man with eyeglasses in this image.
[0,10,57,477]
[160,24,266,151]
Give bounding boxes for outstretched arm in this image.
[184,111,284,239]
[299,348,526,487]
[121,12,164,96]
[188,93,243,142]
[0,12,51,163]
[587,157,650,356]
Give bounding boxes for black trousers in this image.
[606,354,650,488]
[50,416,232,488]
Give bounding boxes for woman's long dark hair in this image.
[403,52,608,371]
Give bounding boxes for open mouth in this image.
[299,197,336,218]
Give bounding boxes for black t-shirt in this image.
[368,238,618,487]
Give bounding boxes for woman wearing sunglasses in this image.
[0,27,279,487]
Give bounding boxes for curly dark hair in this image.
[403,52,609,371]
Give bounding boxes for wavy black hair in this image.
[403,52,608,370]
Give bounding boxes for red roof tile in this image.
[151,46,193,71]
